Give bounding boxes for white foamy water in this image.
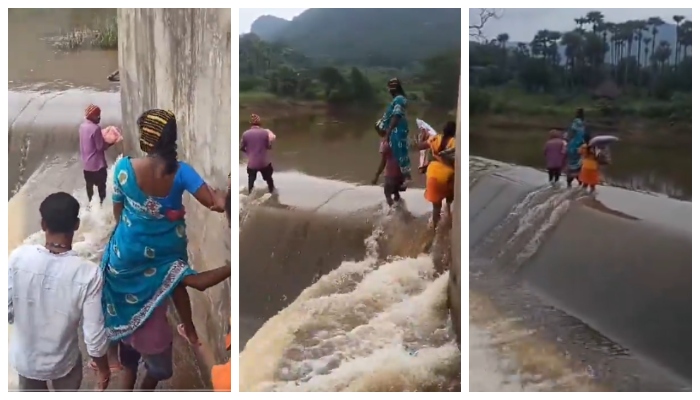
[469,324,529,391]
[469,185,598,392]
[239,197,460,392]
[468,313,595,392]
[8,158,121,391]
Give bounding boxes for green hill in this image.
[249,15,290,40]
[250,8,461,67]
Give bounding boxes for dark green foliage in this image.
[469,11,691,120]
[251,8,461,67]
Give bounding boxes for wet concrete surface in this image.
[237,167,432,216]
[8,90,123,198]
[468,156,691,390]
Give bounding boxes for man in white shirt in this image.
[8,192,111,391]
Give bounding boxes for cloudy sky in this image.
[239,8,307,33]
[469,8,692,42]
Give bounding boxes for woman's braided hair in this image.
[137,109,179,174]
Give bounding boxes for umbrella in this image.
[590,135,619,147]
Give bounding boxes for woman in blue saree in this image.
[566,108,586,188]
[98,109,227,390]
[379,78,411,186]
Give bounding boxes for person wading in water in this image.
[79,104,114,205]
[9,192,111,391]
[565,108,586,188]
[97,109,229,390]
[379,78,411,188]
[416,121,457,230]
[240,114,275,195]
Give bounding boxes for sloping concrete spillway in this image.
[237,170,461,391]
[469,158,691,387]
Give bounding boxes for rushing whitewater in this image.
[469,157,692,391]
[238,191,460,391]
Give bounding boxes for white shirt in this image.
[8,244,109,381]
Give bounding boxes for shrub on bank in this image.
[46,17,118,51]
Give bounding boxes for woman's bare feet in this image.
[177,323,201,346]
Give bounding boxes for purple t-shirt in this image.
[544,138,566,169]
[79,120,109,171]
[240,127,271,170]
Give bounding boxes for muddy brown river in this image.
[470,119,692,201]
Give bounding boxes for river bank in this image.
[470,114,691,147]
[239,92,455,122]
[240,92,327,120]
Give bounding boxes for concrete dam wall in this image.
[469,158,691,385]
[449,84,461,346]
[118,8,232,379]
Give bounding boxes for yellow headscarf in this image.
[137,109,176,153]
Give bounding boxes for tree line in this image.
[240,33,460,108]
[470,11,691,119]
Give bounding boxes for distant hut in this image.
[592,80,621,100]
[593,80,622,120]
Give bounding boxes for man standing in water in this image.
[79,104,113,205]
[9,192,111,391]
[240,114,275,194]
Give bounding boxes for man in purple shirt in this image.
[240,113,275,194]
[79,105,113,204]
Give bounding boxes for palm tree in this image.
[672,15,685,66]
[620,22,635,86]
[496,33,510,66]
[586,11,605,36]
[561,30,583,84]
[643,37,651,67]
[601,22,614,64]
[680,20,692,61]
[647,17,665,69]
[547,31,562,66]
[516,42,529,54]
[497,33,510,48]
[654,40,673,69]
[634,20,647,84]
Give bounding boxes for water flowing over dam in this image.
[237,170,461,391]
[8,8,230,390]
[469,156,691,391]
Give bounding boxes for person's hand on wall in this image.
[207,186,227,212]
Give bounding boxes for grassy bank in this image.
[46,16,118,50]
[470,87,691,122]
[470,113,691,147]
[239,91,457,122]
[239,92,328,121]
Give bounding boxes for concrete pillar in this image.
[117,8,231,371]
[449,81,461,346]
